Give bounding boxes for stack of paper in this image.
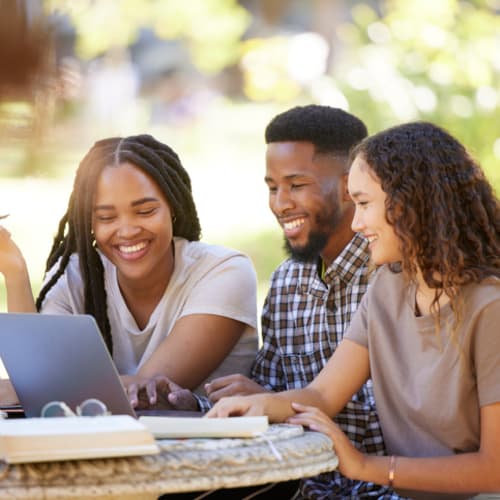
[0,415,159,463]
[139,415,269,439]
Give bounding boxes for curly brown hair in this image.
[351,121,500,337]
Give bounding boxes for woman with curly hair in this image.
[208,122,500,499]
[0,134,258,409]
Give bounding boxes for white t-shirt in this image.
[40,237,259,394]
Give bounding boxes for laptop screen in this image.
[0,313,136,418]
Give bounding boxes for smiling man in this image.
[161,106,403,499]
[201,105,404,499]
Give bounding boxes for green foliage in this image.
[331,0,500,190]
[219,228,287,308]
[46,0,250,73]
[220,0,499,193]
[227,229,287,287]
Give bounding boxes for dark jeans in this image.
[158,479,300,499]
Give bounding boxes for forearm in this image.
[358,452,500,494]
[139,314,245,389]
[358,403,500,494]
[263,386,330,422]
[210,340,369,420]
[0,229,36,312]
[4,266,36,312]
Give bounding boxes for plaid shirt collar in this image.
[324,232,370,285]
[295,232,370,292]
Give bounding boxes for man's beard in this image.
[284,230,328,262]
[284,203,343,263]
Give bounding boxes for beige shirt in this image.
[346,266,500,500]
[41,238,259,394]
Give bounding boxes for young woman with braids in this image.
[207,122,500,499]
[0,134,258,409]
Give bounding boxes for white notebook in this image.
[139,415,269,439]
[0,415,160,463]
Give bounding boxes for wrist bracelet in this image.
[388,455,396,488]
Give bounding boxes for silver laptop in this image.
[0,313,136,418]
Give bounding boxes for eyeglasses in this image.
[40,398,110,418]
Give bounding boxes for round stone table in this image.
[0,424,338,499]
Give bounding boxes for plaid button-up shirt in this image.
[251,234,404,499]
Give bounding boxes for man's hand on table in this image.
[204,374,268,404]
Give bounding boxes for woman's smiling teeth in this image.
[119,241,148,254]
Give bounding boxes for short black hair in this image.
[265,105,368,158]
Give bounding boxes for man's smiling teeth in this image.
[366,236,377,243]
[119,242,147,254]
[283,218,305,230]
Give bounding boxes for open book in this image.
[139,415,269,439]
[0,415,159,463]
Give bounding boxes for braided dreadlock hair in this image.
[36,134,201,353]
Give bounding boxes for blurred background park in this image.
[0,0,499,312]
